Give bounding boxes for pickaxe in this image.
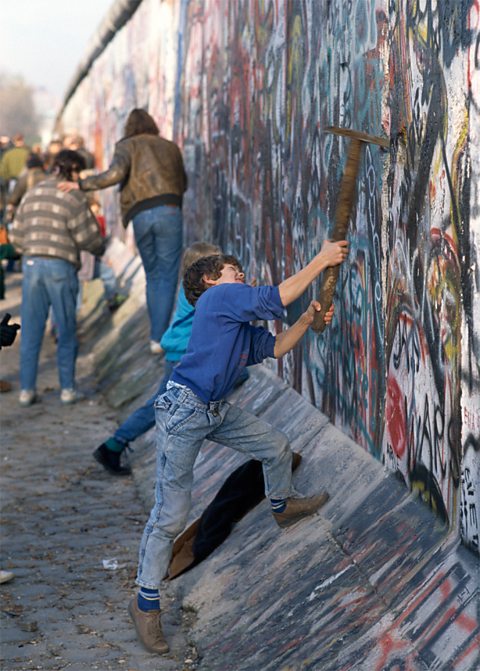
[311,126,389,332]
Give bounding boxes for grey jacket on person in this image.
[10,177,105,269]
[79,133,188,226]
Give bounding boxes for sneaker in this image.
[0,570,14,584]
[273,492,330,529]
[93,443,132,476]
[60,388,81,404]
[128,597,169,654]
[19,389,36,407]
[107,293,128,313]
[149,340,164,355]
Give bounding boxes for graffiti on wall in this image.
[382,1,479,545]
[177,0,479,542]
[178,0,389,457]
[59,0,479,552]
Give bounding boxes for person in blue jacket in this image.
[129,238,349,654]
[93,242,221,475]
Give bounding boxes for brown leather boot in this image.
[128,597,169,654]
[273,492,330,529]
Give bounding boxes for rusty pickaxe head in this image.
[324,126,390,148]
[311,125,389,333]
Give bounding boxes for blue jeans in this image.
[132,205,183,343]
[136,382,292,588]
[114,361,175,445]
[96,258,118,300]
[20,257,79,390]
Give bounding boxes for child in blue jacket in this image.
[129,238,349,654]
[94,242,221,475]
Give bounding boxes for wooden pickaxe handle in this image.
[311,137,363,332]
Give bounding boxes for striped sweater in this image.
[11,177,105,268]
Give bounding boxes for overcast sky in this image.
[0,0,114,101]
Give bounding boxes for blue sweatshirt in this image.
[171,283,284,402]
[160,286,194,362]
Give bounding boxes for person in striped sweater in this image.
[10,150,105,406]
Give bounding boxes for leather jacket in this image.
[79,134,187,226]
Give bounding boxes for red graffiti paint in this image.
[375,632,411,671]
[386,375,407,458]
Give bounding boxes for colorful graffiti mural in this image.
[382,1,479,553]
[58,0,479,553]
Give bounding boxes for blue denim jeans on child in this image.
[20,256,79,391]
[95,258,118,301]
[136,382,293,588]
[132,205,183,343]
[114,360,175,445]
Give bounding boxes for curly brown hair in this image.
[123,108,159,138]
[183,254,243,306]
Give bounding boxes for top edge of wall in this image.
[56,0,144,124]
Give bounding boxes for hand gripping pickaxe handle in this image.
[311,127,389,333]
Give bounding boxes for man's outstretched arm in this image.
[278,239,348,307]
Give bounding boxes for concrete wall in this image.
[57,0,479,553]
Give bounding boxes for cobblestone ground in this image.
[0,275,198,671]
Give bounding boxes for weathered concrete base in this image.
[158,368,479,671]
[83,257,479,671]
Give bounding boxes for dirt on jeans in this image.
[0,273,199,671]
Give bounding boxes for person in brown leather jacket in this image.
[59,109,188,353]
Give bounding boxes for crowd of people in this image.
[0,131,125,306]
[0,128,131,401]
[0,108,349,655]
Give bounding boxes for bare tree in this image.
[0,72,39,141]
